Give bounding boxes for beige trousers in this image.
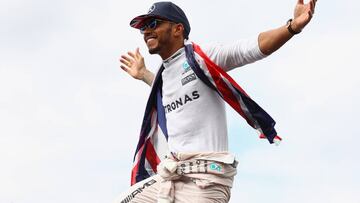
[113,174,231,203]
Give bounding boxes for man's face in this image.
[141,18,174,56]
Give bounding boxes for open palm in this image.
[119,48,146,80]
[293,0,317,31]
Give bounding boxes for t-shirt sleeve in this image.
[202,35,267,72]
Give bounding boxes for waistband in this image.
[157,152,238,203]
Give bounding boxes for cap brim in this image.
[130,14,166,29]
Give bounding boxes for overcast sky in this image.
[1,0,359,202]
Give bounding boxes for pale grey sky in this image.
[1,0,359,202]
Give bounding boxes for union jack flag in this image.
[130,42,281,185]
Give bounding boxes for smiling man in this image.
[116,1,317,202]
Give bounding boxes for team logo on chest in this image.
[182,61,191,72]
[181,61,197,86]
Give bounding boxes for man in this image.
[116,1,316,202]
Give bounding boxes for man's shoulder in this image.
[191,42,224,58]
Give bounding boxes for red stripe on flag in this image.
[131,161,140,185]
[193,43,252,124]
[193,43,250,97]
[145,139,161,173]
[130,141,146,185]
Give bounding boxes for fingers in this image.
[119,57,133,72]
[120,64,129,72]
[128,51,135,58]
[297,0,304,5]
[121,54,133,62]
[308,10,313,19]
[312,0,317,10]
[120,54,134,66]
[127,48,143,60]
[309,0,316,16]
[119,48,143,73]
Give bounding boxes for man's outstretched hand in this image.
[119,48,154,86]
[292,0,317,32]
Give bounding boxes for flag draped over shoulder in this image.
[130,42,282,185]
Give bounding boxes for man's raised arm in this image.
[258,0,317,55]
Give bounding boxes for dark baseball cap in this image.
[130,1,191,39]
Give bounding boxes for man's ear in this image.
[173,24,185,38]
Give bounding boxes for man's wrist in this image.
[142,69,154,86]
[286,19,301,35]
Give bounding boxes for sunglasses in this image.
[139,19,165,34]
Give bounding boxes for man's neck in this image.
[159,41,185,60]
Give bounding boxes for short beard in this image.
[148,46,160,55]
[147,25,173,55]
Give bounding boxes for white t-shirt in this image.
[160,36,266,153]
